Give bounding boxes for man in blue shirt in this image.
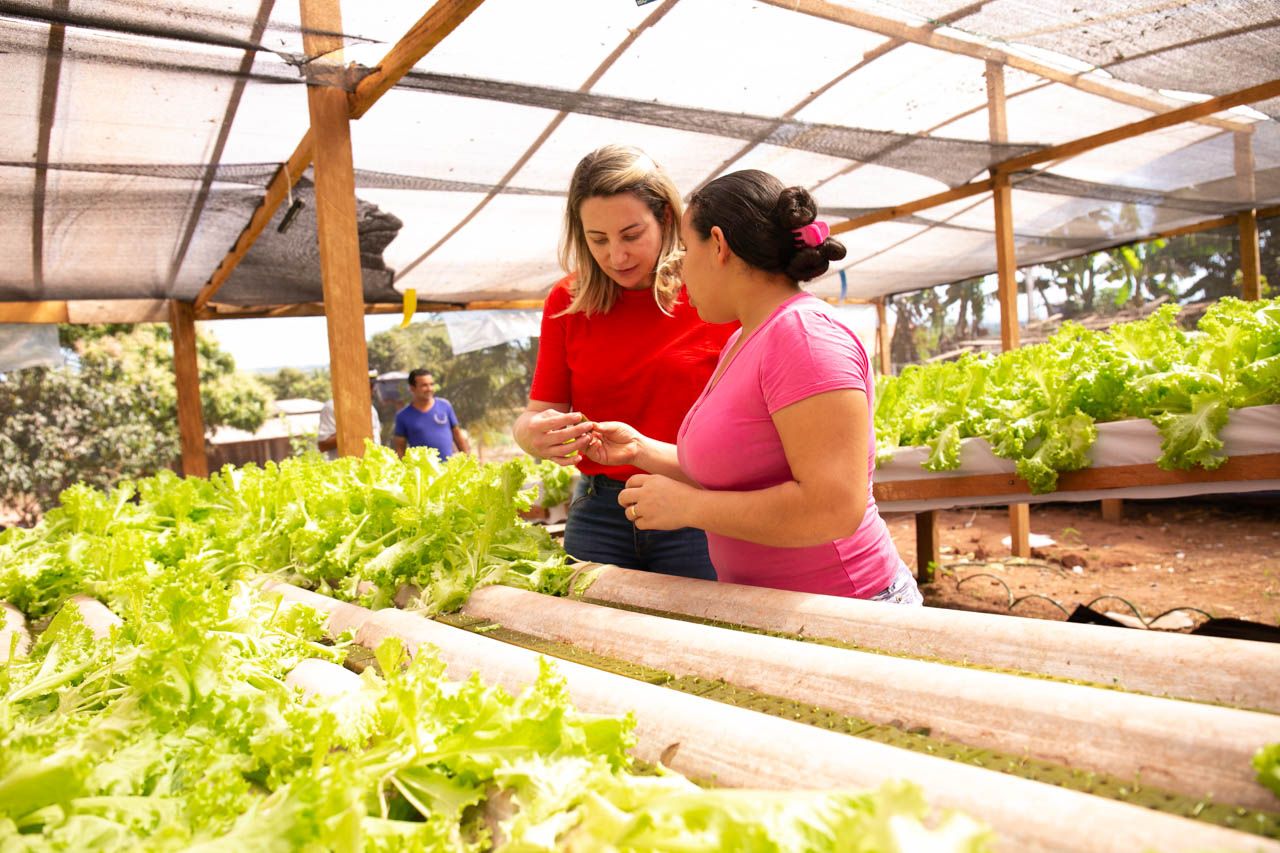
[392,369,471,459]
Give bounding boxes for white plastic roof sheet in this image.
[1,0,1279,308]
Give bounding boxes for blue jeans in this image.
[868,561,924,606]
[564,475,717,581]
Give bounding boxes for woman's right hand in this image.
[582,421,645,468]
[520,409,596,465]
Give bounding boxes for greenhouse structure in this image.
[1,1,1279,850]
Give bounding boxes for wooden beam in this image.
[755,0,1251,134]
[1239,209,1262,301]
[995,79,1280,177]
[32,2,69,294]
[1151,215,1236,241]
[991,170,1030,556]
[168,300,208,478]
[1234,129,1256,203]
[193,131,314,311]
[302,0,373,459]
[873,452,1280,505]
[67,299,169,324]
[0,301,69,323]
[1234,130,1262,303]
[985,60,1007,145]
[463,299,546,310]
[195,0,484,311]
[831,179,993,235]
[992,175,1020,352]
[348,0,485,119]
[199,301,408,320]
[987,68,1030,560]
[875,297,891,376]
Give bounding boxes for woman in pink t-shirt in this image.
[583,170,920,604]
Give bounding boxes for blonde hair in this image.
[557,145,684,317]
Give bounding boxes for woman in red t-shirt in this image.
[513,145,734,579]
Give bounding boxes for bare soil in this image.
[886,497,1280,628]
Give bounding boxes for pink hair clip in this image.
[792,220,830,248]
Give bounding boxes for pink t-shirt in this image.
[676,293,900,597]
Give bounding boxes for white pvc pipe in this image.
[285,658,363,697]
[464,584,1280,810]
[350,604,1278,853]
[578,565,1280,712]
[262,581,377,638]
[1,601,31,662]
[67,594,122,640]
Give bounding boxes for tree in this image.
[887,276,990,369]
[1172,227,1276,303]
[0,324,269,524]
[262,366,332,402]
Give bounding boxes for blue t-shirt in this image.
[393,399,459,458]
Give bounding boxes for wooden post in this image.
[915,509,940,585]
[1239,210,1259,300]
[993,181,1031,555]
[302,0,373,457]
[985,60,1007,145]
[988,63,1030,559]
[168,300,208,478]
[991,186,1019,347]
[1239,210,1262,301]
[875,297,891,376]
[1235,131,1262,302]
[1100,498,1123,523]
[1234,130,1256,201]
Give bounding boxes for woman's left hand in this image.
[618,474,694,530]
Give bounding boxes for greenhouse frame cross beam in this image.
[191,0,485,313]
[760,0,1252,134]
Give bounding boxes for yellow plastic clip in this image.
[400,288,417,328]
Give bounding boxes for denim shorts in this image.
[563,474,717,581]
[868,561,924,606]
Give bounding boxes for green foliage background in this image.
[0,324,270,523]
[261,365,332,402]
[888,221,1278,368]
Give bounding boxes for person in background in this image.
[512,145,735,580]
[317,373,381,460]
[584,169,922,605]
[393,368,470,460]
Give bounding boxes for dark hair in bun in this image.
[687,170,845,283]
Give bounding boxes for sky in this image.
[204,314,406,372]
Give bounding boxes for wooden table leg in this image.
[916,509,940,584]
[1100,498,1124,523]
[1009,504,1030,557]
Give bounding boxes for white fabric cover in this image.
[875,405,1280,512]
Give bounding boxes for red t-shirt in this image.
[530,275,736,480]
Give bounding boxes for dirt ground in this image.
[885,496,1280,628]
